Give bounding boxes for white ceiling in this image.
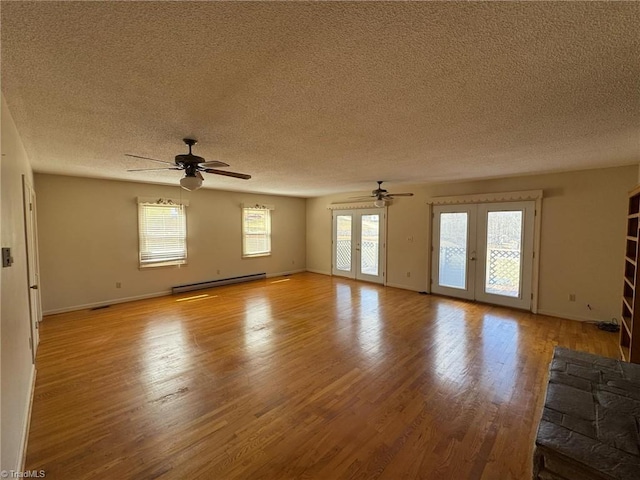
[1,2,639,197]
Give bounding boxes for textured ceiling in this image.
[2,1,639,197]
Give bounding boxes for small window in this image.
[242,207,271,257]
[138,202,187,267]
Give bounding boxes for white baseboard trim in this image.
[18,365,36,471]
[43,271,310,315]
[305,269,331,276]
[43,291,171,316]
[385,282,424,292]
[266,269,306,279]
[536,309,599,323]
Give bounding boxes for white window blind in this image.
[138,203,187,267]
[242,207,271,257]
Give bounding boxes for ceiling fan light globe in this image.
[180,175,203,191]
[374,198,386,208]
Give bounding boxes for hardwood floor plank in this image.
[25,273,619,479]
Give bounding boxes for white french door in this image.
[332,209,386,284]
[431,201,535,310]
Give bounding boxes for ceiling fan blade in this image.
[348,195,375,200]
[126,167,183,172]
[387,193,414,197]
[203,168,251,180]
[125,154,175,165]
[199,160,229,168]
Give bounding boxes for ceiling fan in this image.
[126,138,251,191]
[348,181,414,207]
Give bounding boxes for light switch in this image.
[2,247,14,267]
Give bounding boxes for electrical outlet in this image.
[406,271,411,278]
[569,293,576,302]
[116,282,122,288]
[216,269,221,275]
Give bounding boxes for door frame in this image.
[22,175,42,362]
[426,190,542,313]
[331,207,387,285]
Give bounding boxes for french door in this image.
[332,209,386,284]
[431,201,535,310]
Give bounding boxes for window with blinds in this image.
[138,203,187,267]
[242,207,271,257]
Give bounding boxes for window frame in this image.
[242,206,272,258]
[137,199,188,268]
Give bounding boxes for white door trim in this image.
[22,175,42,362]
[428,189,543,205]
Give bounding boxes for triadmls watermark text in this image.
[0,471,46,478]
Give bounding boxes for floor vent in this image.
[172,273,266,294]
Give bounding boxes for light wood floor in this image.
[26,272,619,479]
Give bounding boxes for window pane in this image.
[485,211,522,297]
[243,208,271,256]
[438,212,467,289]
[336,215,352,271]
[138,204,187,267]
[360,214,379,276]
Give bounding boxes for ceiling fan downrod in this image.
[183,138,197,155]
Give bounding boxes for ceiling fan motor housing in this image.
[175,138,203,166]
[175,153,205,165]
[373,180,387,196]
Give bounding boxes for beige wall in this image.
[307,166,637,322]
[1,96,36,471]
[35,174,306,313]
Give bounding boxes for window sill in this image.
[242,253,271,259]
[139,261,187,269]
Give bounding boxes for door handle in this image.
[30,285,38,290]
[469,256,476,261]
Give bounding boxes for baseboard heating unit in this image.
[172,272,267,294]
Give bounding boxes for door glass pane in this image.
[438,213,468,289]
[336,215,352,271]
[360,214,379,276]
[485,211,522,297]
